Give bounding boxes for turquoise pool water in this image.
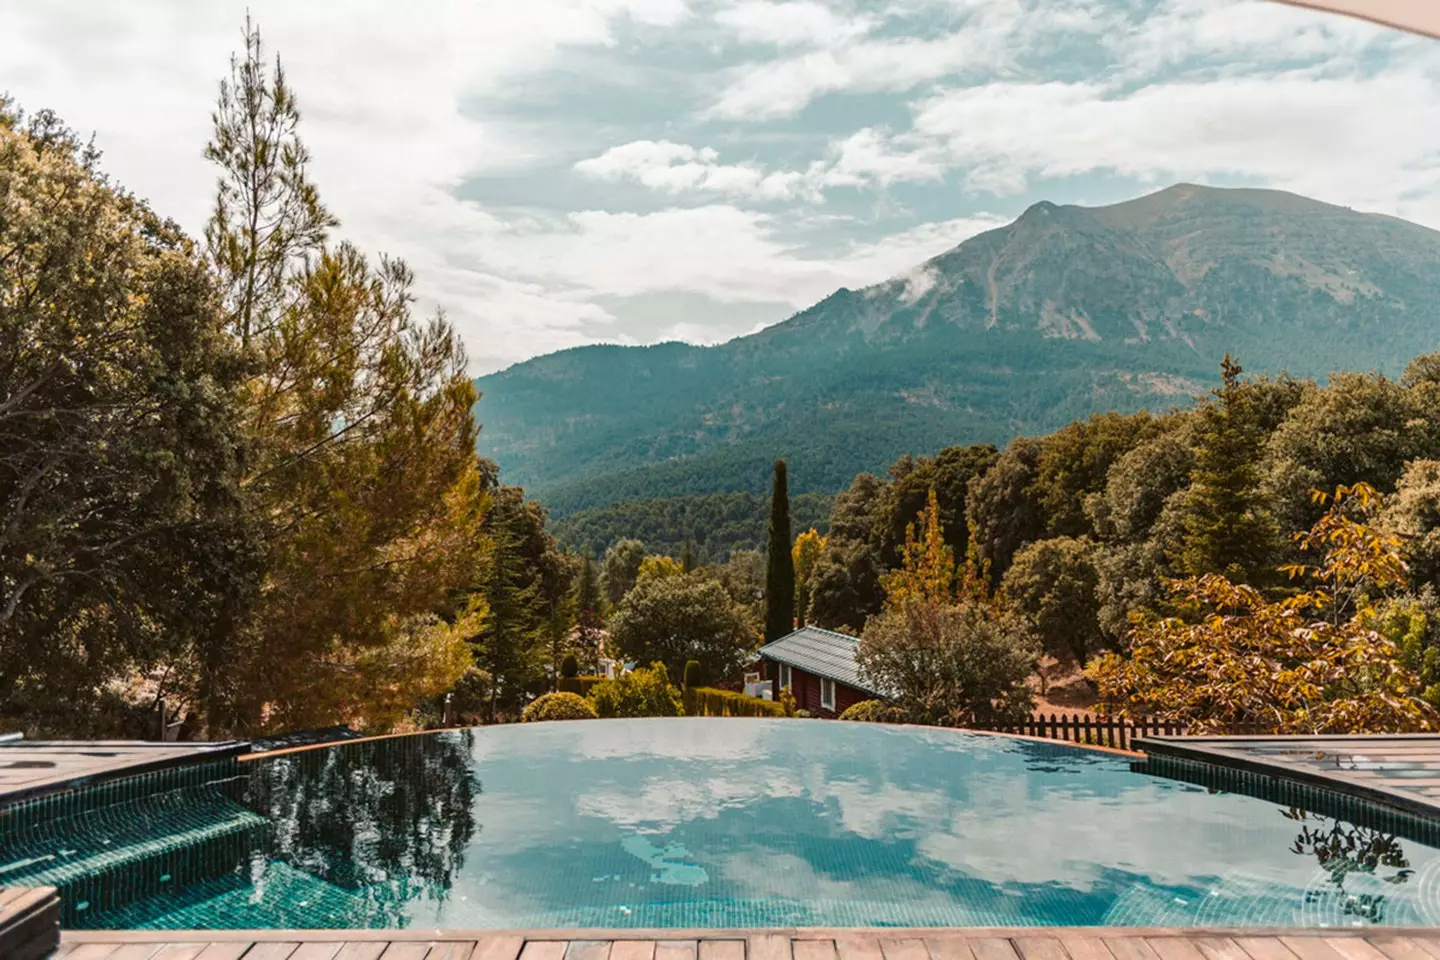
[23,718,1440,929]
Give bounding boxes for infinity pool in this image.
[55,719,1440,929]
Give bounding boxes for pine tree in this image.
[575,554,604,670]
[765,459,796,642]
[681,540,695,575]
[1171,355,1279,583]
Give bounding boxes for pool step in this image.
[0,788,270,927]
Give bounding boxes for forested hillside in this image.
[475,185,1440,516]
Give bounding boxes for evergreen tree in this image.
[765,459,796,641]
[681,540,695,575]
[574,554,605,669]
[792,529,828,627]
[1171,356,1278,583]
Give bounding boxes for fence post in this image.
[1081,715,1093,746]
[443,693,454,727]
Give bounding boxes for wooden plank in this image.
[655,943,698,960]
[380,945,434,960]
[1014,939,1070,960]
[1323,943,1389,960]
[567,942,613,960]
[335,944,389,960]
[700,941,746,960]
[290,945,344,960]
[240,945,302,960]
[427,944,479,960]
[520,943,569,960]
[1061,940,1116,960]
[1364,939,1439,960]
[751,935,793,960]
[110,946,176,960]
[794,942,838,960]
[473,936,525,960]
[1145,941,1205,960]
[148,946,210,960]
[968,941,1021,960]
[1278,940,1347,960]
[1194,942,1252,960]
[193,946,255,960]
[51,944,120,960]
[837,940,886,960]
[880,940,930,960]
[923,940,975,960]
[611,943,658,960]
[1104,940,1161,960]
[1233,939,1299,960]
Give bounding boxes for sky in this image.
[2,1,1439,375]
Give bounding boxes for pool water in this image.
[28,719,1440,929]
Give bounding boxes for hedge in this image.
[522,692,598,722]
[686,687,786,718]
[557,675,603,696]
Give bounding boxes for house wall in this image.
[761,658,872,719]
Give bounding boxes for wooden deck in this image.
[52,927,1440,960]
[0,885,60,960]
[0,741,248,808]
[1135,734,1440,822]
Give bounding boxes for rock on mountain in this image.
[474,184,1440,517]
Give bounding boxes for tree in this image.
[966,437,1046,586]
[1002,537,1103,666]
[1033,412,1161,538]
[636,554,685,584]
[1090,484,1437,734]
[203,20,487,732]
[0,103,260,727]
[880,489,956,609]
[574,554,605,670]
[806,540,886,633]
[705,547,766,635]
[792,529,827,627]
[608,575,758,683]
[601,538,646,606]
[472,487,545,721]
[1171,356,1280,584]
[765,458,795,641]
[1085,428,1194,542]
[857,600,1038,726]
[1385,460,1440,590]
[681,540,695,574]
[877,445,998,565]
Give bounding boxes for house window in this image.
[821,677,835,711]
[779,663,791,689]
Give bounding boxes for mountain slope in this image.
[475,184,1440,516]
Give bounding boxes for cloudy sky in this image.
[2,1,1437,373]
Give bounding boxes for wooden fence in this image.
[968,713,1263,751]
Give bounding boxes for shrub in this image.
[839,699,902,723]
[684,659,703,690]
[778,687,798,717]
[688,687,785,717]
[521,692,598,722]
[561,653,580,678]
[608,575,757,684]
[589,662,684,718]
[558,675,604,696]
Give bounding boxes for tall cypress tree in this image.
[765,459,796,641]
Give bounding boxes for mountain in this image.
[474,184,1440,518]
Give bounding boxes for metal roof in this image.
[757,626,888,698]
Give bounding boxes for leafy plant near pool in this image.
[1090,484,1440,734]
[521,692,598,721]
[589,662,684,718]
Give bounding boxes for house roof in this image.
[757,626,887,698]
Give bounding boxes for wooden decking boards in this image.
[50,930,1440,960]
[1134,735,1440,822]
[0,741,248,807]
[0,884,61,960]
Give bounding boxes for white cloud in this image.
[574,140,825,201]
[714,1,875,48]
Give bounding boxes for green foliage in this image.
[792,529,827,627]
[0,103,260,713]
[1033,413,1162,538]
[608,574,758,684]
[521,692,598,722]
[687,687,786,717]
[966,437,1047,586]
[1171,356,1280,584]
[637,554,685,584]
[778,686,798,717]
[1001,537,1104,666]
[557,675,603,696]
[857,599,1039,727]
[589,661,684,718]
[601,538,646,606]
[561,653,579,679]
[1385,460,1440,589]
[550,492,831,567]
[765,459,796,642]
[683,660,702,691]
[839,700,902,723]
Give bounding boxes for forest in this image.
[6,17,1440,740]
